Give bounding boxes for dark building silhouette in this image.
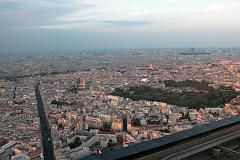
[120,112,128,132]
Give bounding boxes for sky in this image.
[0,0,240,53]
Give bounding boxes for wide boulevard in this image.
[35,82,55,160]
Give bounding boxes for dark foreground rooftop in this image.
[85,115,240,160]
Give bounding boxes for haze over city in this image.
[1,0,240,54]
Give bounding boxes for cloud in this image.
[0,0,94,29]
[1,0,240,32]
[101,20,150,26]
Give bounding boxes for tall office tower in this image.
[191,48,195,53]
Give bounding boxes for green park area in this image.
[112,80,238,109]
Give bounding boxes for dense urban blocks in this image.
[1,51,240,160]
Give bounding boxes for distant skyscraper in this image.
[191,48,195,53]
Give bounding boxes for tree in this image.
[69,137,82,149]
[180,112,191,121]
[132,118,141,126]
[102,122,112,132]
[58,123,63,130]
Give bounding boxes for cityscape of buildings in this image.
[0,49,240,160]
